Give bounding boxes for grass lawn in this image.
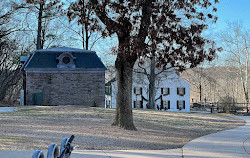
[0,106,245,150]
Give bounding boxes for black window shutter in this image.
[140,87,142,94]
[168,88,170,95]
[141,101,143,108]
[134,87,136,94]
[177,88,179,95]
[168,100,170,109]
[161,88,163,94]
[183,88,186,95]
[177,100,179,109]
[183,100,185,109]
[134,101,136,108]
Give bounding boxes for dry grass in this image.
[0,106,245,150]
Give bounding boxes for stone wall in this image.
[26,71,105,107]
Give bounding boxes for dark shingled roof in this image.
[24,47,106,69]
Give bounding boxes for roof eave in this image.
[21,53,35,72]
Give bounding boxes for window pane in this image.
[177,87,185,96]
[162,88,170,95]
[135,87,141,95]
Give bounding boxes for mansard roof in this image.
[22,47,106,70]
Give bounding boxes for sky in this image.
[204,0,250,40]
[213,0,250,31]
[204,0,250,65]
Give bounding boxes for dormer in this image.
[56,52,76,68]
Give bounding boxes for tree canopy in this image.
[90,0,221,130]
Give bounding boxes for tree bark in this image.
[85,21,89,50]
[89,0,152,130]
[148,57,156,109]
[36,3,43,50]
[113,53,137,130]
[199,84,202,102]
[81,25,85,49]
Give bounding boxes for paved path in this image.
[183,116,250,158]
[0,149,183,158]
[1,116,250,158]
[0,107,16,112]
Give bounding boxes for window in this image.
[134,87,142,95]
[106,100,110,107]
[134,101,143,108]
[161,88,170,96]
[105,86,111,95]
[177,87,185,96]
[56,52,76,68]
[177,100,185,110]
[62,56,71,64]
[163,100,170,109]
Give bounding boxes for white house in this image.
[105,61,190,112]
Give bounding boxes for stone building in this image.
[21,47,106,106]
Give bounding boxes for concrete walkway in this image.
[182,116,250,158]
[0,149,183,158]
[0,107,16,112]
[1,116,250,158]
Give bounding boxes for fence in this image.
[192,102,250,113]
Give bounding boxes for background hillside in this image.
[181,66,249,104]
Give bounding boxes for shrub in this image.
[218,96,236,113]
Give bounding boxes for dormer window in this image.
[62,56,70,64]
[56,52,76,68]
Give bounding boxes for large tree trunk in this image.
[148,57,156,109]
[113,53,137,130]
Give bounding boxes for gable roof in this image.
[105,77,116,86]
[23,47,106,70]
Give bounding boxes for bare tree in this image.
[0,38,22,102]
[66,0,102,50]
[24,0,61,49]
[221,23,250,109]
[134,57,173,109]
[0,0,27,103]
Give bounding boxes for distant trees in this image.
[181,65,248,106]
[66,0,102,50]
[0,38,22,102]
[0,0,24,103]
[221,23,250,106]
[181,66,218,102]
[24,0,61,49]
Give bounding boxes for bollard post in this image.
[20,89,24,106]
